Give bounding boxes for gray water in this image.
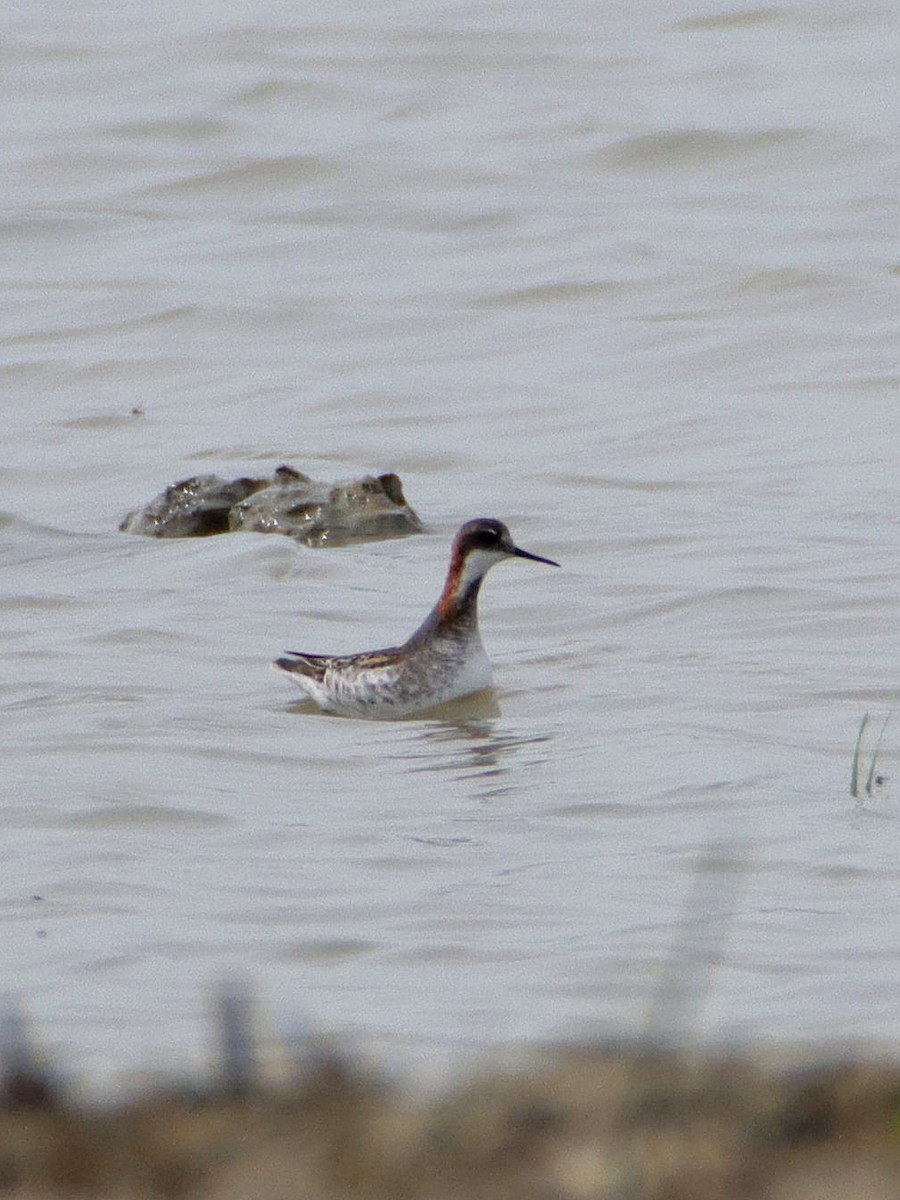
[2,0,899,1087]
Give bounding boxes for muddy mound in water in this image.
[120,465,423,546]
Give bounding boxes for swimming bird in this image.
[273,517,559,718]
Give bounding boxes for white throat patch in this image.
[455,547,508,591]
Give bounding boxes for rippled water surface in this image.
[2,0,899,1085]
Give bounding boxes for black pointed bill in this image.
[512,545,560,568]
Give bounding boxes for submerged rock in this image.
[229,465,423,546]
[120,465,422,546]
[119,474,265,538]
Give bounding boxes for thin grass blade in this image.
[851,713,869,799]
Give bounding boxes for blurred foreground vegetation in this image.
[2,1035,900,1199]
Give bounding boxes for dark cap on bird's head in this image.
[453,518,560,567]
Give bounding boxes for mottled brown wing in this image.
[273,653,329,682]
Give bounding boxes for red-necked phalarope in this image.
[274,517,559,718]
